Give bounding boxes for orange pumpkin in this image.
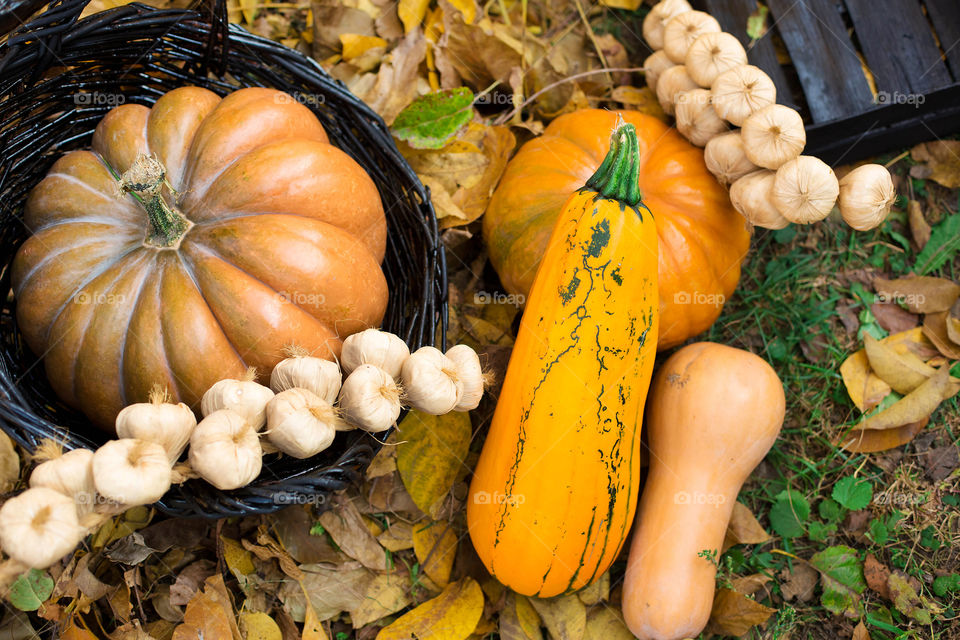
[483,109,750,349]
[12,86,388,431]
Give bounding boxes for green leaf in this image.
[772,225,796,245]
[808,521,837,543]
[888,572,935,624]
[8,569,54,611]
[914,214,960,275]
[746,4,769,43]
[769,490,810,539]
[933,574,960,597]
[392,88,475,149]
[832,477,873,511]
[867,519,888,545]
[818,498,843,523]
[809,545,866,617]
[919,525,941,550]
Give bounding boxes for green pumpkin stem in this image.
[586,121,642,207]
[119,154,190,247]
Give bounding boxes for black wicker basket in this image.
[0,0,446,518]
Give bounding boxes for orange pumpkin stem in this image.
[119,154,191,248]
[586,122,643,208]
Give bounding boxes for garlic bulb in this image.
[189,410,263,490]
[340,328,410,379]
[741,104,806,169]
[401,347,464,415]
[270,350,342,404]
[93,439,172,507]
[838,164,896,231]
[674,89,728,147]
[29,448,96,516]
[711,65,776,126]
[685,32,748,88]
[445,345,486,412]
[642,0,692,50]
[115,386,196,464]
[656,65,698,116]
[730,170,790,230]
[265,389,339,459]
[200,369,275,430]
[704,132,758,185]
[338,365,402,432]
[0,487,88,568]
[662,11,721,64]
[772,155,839,224]
[644,50,676,92]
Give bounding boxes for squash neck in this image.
[119,154,192,248]
[586,121,643,208]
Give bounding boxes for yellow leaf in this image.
[446,0,476,24]
[396,411,472,518]
[340,33,388,60]
[398,0,430,33]
[412,520,459,588]
[923,311,960,359]
[172,575,241,640]
[576,572,609,606]
[864,333,935,394]
[859,366,950,430]
[239,612,282,640]
[528,594,586,640]
[348,573,412,628]
[302,598,329,640]
[239,0,257,24]
[598,0,642,9]
[500,593,542,640]
[707,588,776,636]
[610,86,667,121]
[221,536,256,580]
[840,350,892,412]
[445,125,516,228]
[376,577,484,640]
[911,141,960,189]
[839,417,929,453]
[378,521,415,551]
[723,501,771,552]
[583,607,634,640]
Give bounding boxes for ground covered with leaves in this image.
[3,0,960,638]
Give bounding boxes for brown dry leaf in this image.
[908,200,931,250]
[731,573,772,597]
[582,607,634,640]
[923,443,959,481]
[348,572,412,628]
[367,432,399,478]
[272,507,344,565]
[499,593,542,640]
[312,0,375,57]
[911,141,960,189]
[870,302,918,333]
[279,562,372,622]
[923,311,960,359]
[318,498,389,571]
[396,410,471,519]
[706,588,776,636]
[376,577,484,640]
[444,125,516,228]
[412,520,459,588]
[363,29,427,124]
[377,521,415,551]
[0,432,18,492]
[242,528,303,580]
[440,9,535,88]
[853,621,872,640]
[169,560,216,606]
[947,299,960,344]
[528,594,586,640]
[874,275,960,314]
[840,350,892,412]
[576,572,609,606]
[838,417,929,453]
[610,87,667,121]
[723,502,771,552]
[863,333,935,394]
[171,575,241,640]
[778,563,818,602]
[859,367,949,430]
[864,554,892,600]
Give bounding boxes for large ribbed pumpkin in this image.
[12,86,388,431]
[483,109,749,349]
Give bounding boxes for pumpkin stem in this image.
[120,154,191,248]
[586,121,643,208]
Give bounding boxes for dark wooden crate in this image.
[689,0,960,164]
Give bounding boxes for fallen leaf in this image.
[923,443,959,481]
[243,528,304,580]
[837,303,861,335]
[499,593,542,640]
[874,275,960,314]
[911,140,960,189]
[272,506,343,565]
[914,214,960,275]
[883,326,941,359]
[528,594,586,640]
[396,410,471,518]
[598,0,641,10]
[348,572,412,628]
[779,563,818,602]
[706,588,776,636]
[609,87,667,121]
[221,536,256,582]
[169,560,216,606]
[863,333,935,394]
[0,432,18,492]
[888,570,936,624]
[858,366,949,430]
[723,502,771,552]
[923,311,960,359]
[412,520,459,588]
[840,350,892,412]
[853,621,872,640]
[908,200,931,250]
[366,433,399,478]
[870,302,918,333]
[377,521,415,551]
[746,4,770,43]
[393,88,475,149]
[445,125,515,228]
[838,417,929,453]
[239,612,282,640]
[441,10,537,89]
[172,575,241,640]
[582,606,634,640]
[8,570,53,612]
[364,471,423,516]
[363,29,428,124]
[279,562,372,622]
[864,554,892,600]
[318,497,389,571]
[731,573,772,597]
[397,0,429,33]
[809,546,866,618]
[576,572,609,606]
[376,577,484,640]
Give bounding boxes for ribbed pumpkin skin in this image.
[12,86,388,431]
[483,109,749,350]
[467,133,659,597]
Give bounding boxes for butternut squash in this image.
[622,342,784,640]
[467,122,659,597]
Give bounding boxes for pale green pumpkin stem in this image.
[119,154,190,247]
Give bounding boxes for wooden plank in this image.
[692,0,796,109]
[844,0,950,95]
[924,0,960,79]
[766,0,873,122]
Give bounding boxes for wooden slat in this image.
[766,0,872,122]
[924,0,960,79]
[844,0,950,95]
[692,0,796,109]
